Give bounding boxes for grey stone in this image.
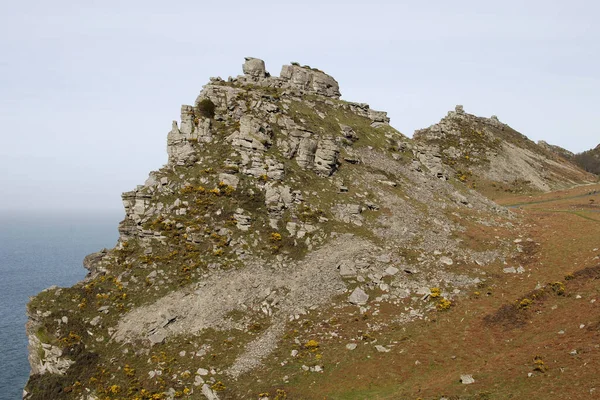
[375,345,390,353]
[346,343,357,350]
[314,138,339,176]
[201,383,220,400]
[242,57,267,79]
[348,287,369,305]
[218,173,239,189]
[440,256,453,265]
[339,261,357,278]
[460,374,475,384]
[148,331,166,345]
[279,64,341,98]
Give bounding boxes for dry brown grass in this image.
[232,184,600,399]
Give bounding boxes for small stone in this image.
[291,350,298,357]
[503,267,517,274]
[348,287,369,305]
[148,331,166,344]
[375,345,390,353]
[377,180,397,187]
[197,368,209,376]
[338,261,356,278]
[384,266,399,276]
[346,343,357,350]
[460,374,475,384]
[440,256,453,265]
[201,383,220,400]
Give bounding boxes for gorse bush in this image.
[197,98,216,119]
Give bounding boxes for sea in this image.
[0,211,120,400]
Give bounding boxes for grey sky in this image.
[1,0,598,212]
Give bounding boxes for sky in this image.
[1,0,599,212]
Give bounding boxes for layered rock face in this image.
[25,58,514,400]
[413,105,596,192]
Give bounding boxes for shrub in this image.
[533,356,548,372]
[437,298,452,311]
[197,98,216,118]
[550,281,565,295]
[270,232,282,242]
[518,298,533,309]
[304,339,319,350]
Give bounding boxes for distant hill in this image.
[413,106,596,195]
[573,143,600,175]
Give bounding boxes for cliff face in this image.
[25,58,516,399]
[413,106,596,194]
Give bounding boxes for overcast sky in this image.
[1,0,598,212]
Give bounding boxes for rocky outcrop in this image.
[25,57,517,400]
[279,64,341,98]
[537,140,575,160]
[414,105,596,192]
[242,57,268,79]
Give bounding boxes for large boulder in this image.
[280,64,341,98]
[242,57,267,79]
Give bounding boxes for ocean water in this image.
[0,211,120,400]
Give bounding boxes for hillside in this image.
[573,144,600,175]
[537,140,575,161]
[23,58,600,400]
[413,106,595,197]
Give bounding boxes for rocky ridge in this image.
[413,105,595,193]
[25,58,519,400]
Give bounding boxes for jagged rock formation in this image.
[25,59,518,400]
[413,106,596,192]
[537,140,575,160]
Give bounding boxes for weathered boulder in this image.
[296,138,318,169]
[348,287,369,305]
[280,64,341,98]
[242,57,267,79]
[314,138,339,176]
